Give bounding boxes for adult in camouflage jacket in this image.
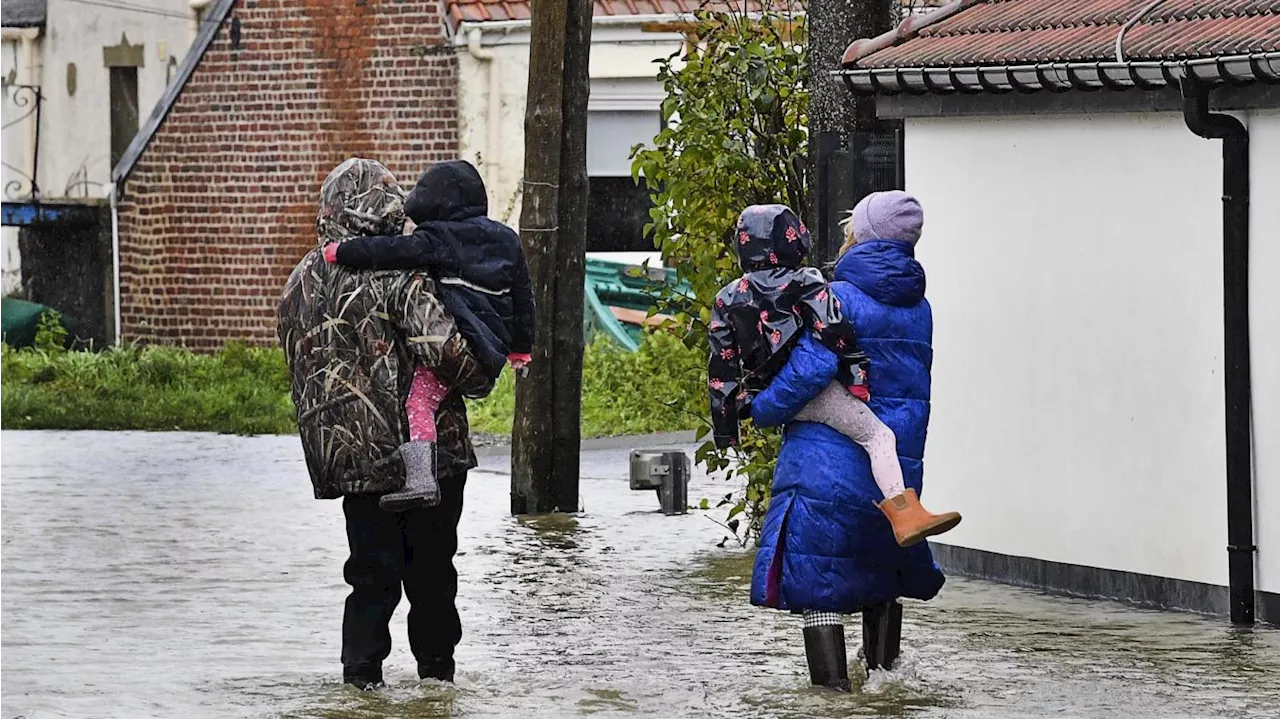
[277,158,493,688]
[278,158,493,499]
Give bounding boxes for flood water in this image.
[2,430,1278,719]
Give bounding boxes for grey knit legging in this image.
[793,381,907,500]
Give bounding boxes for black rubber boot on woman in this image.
[803,624,851,692]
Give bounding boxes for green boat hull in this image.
[583,258,690,351]
[1,297,77,349]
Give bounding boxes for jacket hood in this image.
[734,204,810,272]
[316,158,407,246]
[404,160,489,223]
[834,239,926,307]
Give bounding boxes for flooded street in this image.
[2,431,1279,719]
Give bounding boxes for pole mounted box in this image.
[629,449,690,516]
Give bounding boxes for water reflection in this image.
[518,511,583,549]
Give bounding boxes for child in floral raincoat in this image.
[707,204,959,548]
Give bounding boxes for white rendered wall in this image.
[2,35,36,295]
[1246,109,1280,595]
[1,228,19,296]
[908,112,1233,587]
[39,0,191,199]
[2,1,191,297]
[455,23,681,226]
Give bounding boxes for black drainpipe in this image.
[1179,76,1255,626]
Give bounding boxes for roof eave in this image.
[837,52,1280,97]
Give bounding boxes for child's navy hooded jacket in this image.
[707,205,869,449]
[335,160,534,380]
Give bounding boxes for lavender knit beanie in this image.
[850,190,924,245]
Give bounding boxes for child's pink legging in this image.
[405,364,450,442]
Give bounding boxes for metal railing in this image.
[2,82,43,201]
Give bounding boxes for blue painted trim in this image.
[1,202,102,227]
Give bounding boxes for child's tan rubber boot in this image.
[878,489,962,547]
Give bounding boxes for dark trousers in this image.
[341,472,466,682]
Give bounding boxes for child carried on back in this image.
[324,160,534,512]
[708,203,959,546]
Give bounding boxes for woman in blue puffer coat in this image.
[748,191,946,690]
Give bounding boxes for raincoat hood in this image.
[734,204,811,272]
[316,158,406,246]
[833,239,926,308]
[404,160,489,224]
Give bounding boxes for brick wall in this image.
[117,0,458,350]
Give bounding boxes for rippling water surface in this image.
[2,431,1278,718]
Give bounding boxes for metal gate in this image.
[814,120,905,269]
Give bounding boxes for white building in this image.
[2,0,198,297]
[447,0,701,259]
[840,0,1280,623]
[446,0,940,260]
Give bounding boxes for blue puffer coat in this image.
[749,239,945,612]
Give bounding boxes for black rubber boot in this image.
[803,624,851,692]
[343,663,384,690]
[862,601,903,671]
[418,657,455,683]
[379,441,440,512]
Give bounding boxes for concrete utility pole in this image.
[512,0,593,515]
[809,0,895,265]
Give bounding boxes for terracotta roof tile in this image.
[848,0,1280,68]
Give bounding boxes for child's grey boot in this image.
[379,441,440,512]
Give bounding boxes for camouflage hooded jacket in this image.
[277,159,494,499]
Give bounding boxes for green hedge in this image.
[1,332,705,438]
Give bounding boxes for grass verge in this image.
[1,333,705,439]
